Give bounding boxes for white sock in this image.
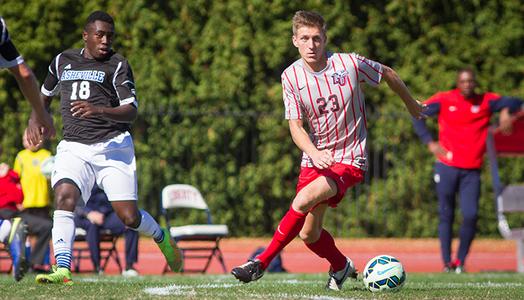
[135,210,163,242]
[0,220,11,244]
[52,210,75,269]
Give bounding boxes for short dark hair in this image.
[84,11,114,31]
[457,66,476,77]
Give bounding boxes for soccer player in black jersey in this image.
[0,17,54,145]
[32,11,182,284]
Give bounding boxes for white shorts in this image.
[51,131,138,203]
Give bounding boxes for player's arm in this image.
[382,65,426,119]
[289,119,334,169]
[71,59,138,122]
[70,101,137,122]
[353,54,425,119]
[411,93,446,158]
[489,96,524,135]
[0,17,54,142]
[381,65,426,119]
[9,63,54,134]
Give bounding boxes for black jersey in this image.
[42,48,138,144]
[0,17,23,68]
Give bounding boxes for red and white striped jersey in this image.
[281,52,383,170]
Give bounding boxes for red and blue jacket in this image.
[413,89,522,169]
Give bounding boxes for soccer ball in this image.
[362,254,406,292]
[40,156,55,178]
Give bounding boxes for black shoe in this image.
[231,259,264,283]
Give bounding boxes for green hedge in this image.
[1,0,523,237]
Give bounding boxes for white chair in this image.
[161,184,228,273]
[486,119,524,273]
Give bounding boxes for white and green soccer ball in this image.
[362,254,406,292]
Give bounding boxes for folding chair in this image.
[161,184,228,273]
[72,227,123,273]
[486,116,524,273]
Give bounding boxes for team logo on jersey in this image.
[60,70,105,83]
[449,105,457,112]
[470,105,480,113]
[332,70,349,86]
[64,64,72,70]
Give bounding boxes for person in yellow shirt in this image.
[14,130,52,216]
[13,130,52,272]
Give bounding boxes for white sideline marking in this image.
[144,284,196,296]
[434,282,524,288]
[277,279,319,285]
[143,283,236,296]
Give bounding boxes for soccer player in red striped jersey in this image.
[232,10,425,290]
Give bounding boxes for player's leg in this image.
[455,168,481,273]
[0,216,28,281]
[231,175,337,283]
[33,186,77,283]
[36,182,80,284]
[301,204,345,270]
[0,219,11,244]
[300,204,356,290]
[110,201,182,272]
[434,162,459,271]
[97,132,182,272]
[36,141,96,284]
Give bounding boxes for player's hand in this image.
[310,149,335,169]
[38,110,56,139]
[87,211,105,225]
[428,141,448,158]
[407,100,427,120]
[27,110,55,147]
[71,101,104,119]
[26,117,45,147]
[498,109,513,136]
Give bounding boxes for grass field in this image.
[1,272,523,299]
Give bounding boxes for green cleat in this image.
[35,265,73,285]
[157,228,183,272]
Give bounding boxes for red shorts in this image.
[296,163,364,208]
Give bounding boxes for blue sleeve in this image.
[86,189,114,215]
[489,96,523,113]
[412,102,440,144]
[74,205,92,217]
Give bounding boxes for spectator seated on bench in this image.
[74,186,139,276]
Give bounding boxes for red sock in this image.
[257,207,307,269]
[305,229,347,272]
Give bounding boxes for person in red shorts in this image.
[231,10,425,290]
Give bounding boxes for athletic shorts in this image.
[296,163,364,208]
[51,131,138,203]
